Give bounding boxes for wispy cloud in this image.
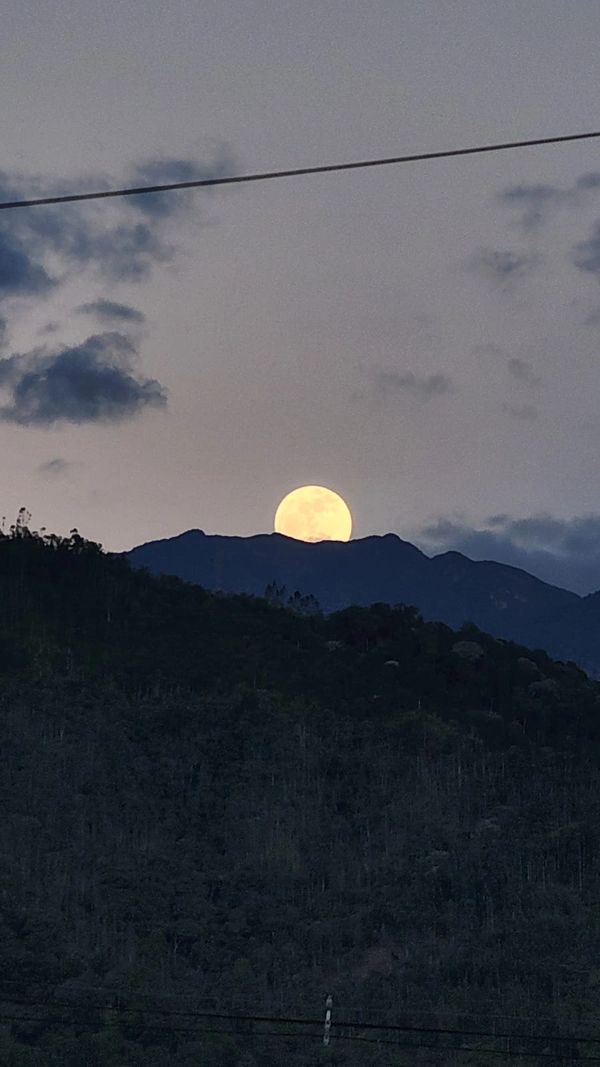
[129,154,234,218]
[0,332,167,426]
[502,401,538,421]
[507,357,541,385]
[0,150,233,303]
[500,182,571,229]
[500,172,600,228]
[36,457,71,477]
[376,370,453,402]
[471,248,540,288]
[76,299,146,324]
[573,223,600,278]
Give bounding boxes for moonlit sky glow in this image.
[3,2,600,591]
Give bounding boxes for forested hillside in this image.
[1,517,600,1064]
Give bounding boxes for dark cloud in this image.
[0,317,7,348]
[376,370,453,402]
[78,223,169,282]
[0,228,56,297]
[507,357,541,385]
[76,299,146,324]
[576,173,600,192]
[0,332,167,426]
[499,183,569,228]
[414,513,600,594]
[573,223,600,277]
[502,401,538,421]
[36,457,71,477]
[500,172,600,228]
[5,203,169,283]
[0,150,233,300]
[471,249,539,286]
[130,153,234,218]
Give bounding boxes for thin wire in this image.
[0,129,599,211]
[0,976,592,1031]
[325,1033,600,1061]
[1,994,599,1049]
[3,1011,599,1061]
[0,977,593,1032]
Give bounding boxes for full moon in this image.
[274,485,352,543]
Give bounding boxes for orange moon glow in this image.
[274,485,352,543]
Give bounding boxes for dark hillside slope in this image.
[126,529,589,669]
[1,526,600,1064]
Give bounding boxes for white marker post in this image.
[323,994,333,1046]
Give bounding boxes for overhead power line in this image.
[1,976,593,1031]
[2,1010,599,1062]
[2,993,600,1057]
[0,128,599,211]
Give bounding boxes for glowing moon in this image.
[274,485,352,543]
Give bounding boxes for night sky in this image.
[3,1,600,593]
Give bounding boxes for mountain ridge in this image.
[124,530,596,673]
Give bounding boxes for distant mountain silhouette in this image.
[125,530,600,675]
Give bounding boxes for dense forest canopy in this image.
[0,514,599,1064]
